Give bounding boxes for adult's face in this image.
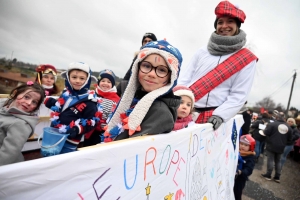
[216,16,238,36]
[142,37,153,46]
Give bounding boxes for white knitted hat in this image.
[173,85,195,109]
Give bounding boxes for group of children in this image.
[0,39,256,199]
[0,40,195,162]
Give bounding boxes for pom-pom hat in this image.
[106,39,182,137]
[98,69,116,87]
[240,134,255,151]
[173,85,195,110]
[214,1,246,28]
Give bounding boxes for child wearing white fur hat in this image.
[172,85,195,131]
[44,62,102,153]
[103,39,182,142]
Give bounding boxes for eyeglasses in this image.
[139,61,170,78]
[43,68,57,76]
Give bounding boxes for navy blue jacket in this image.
[45,95,98,144]
[236,154,255,181]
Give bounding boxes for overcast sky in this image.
[0,0,299,109]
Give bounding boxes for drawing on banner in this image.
[215,161,225,199]
[92,168,121,200]
[145,183,151,200]
[185,134,192,199]
[190,157,208,200]
[231,119,238,151]
[164,192,174,200]
[225,169,231,200]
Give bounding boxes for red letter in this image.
[173,157,186,186]
[144,147,157,180]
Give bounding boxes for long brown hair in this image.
[3,82,46,112]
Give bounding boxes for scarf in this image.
[95,86,120,102]
[173,114,193,131]
[239,150,255,157]
[207,29,246,56]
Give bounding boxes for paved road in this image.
[242,154,300,200]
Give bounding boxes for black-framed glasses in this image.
[138,61,170,78]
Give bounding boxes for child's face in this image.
[99,78,112,91]
[138,54,170,92]
[239,142,250,151]
[41,74,55,86]
[69,70,88,90]
[10,90,41,113]
[177,95,192,118]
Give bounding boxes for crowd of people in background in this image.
[0,1,299,199]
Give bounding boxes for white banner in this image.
[0,115,243,200]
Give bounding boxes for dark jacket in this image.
[114,89,180,140]
[236,154,255,181]
[241,111,251,135]
[287,126,300,145]
[264,119,293,154]
[45,94,98,144]
[251,118,269,142]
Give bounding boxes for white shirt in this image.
[178,46,257,122]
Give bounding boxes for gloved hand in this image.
[66,126,79,139]
[207,115,223,130]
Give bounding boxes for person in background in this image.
[251,112,270,163]
[44,62,101,153]
[35,64,60,95]
[117,33,157,96]
[238,101,251,135]
[280,118,299,170]
[103,40,182,142]
[0,82,45,166]
[178,1,258,131]
[234,134,256,200]
[251,112,258,122]
[261,112,292,183]
[83,69,120,146]
[172,85,195,131]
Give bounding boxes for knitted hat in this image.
[240,134,255,151]
[35,64,58,84]
[61,62,97,94]
[98,69,116,87]
[141,33,157,45]
[214,1,246,29]
[173,85,195,110]
[107,39,182,136]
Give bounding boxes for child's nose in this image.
[148,68,157,77]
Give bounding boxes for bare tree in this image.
[255,97,276,111]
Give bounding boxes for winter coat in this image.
[44,92,99,145]
[114,89,180,140]
[264,119,293,154]
[236,153,255,181]
[0,106,39,166]
[178,46,257,122]
[251,118,269,142]
[287,126,300,145]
